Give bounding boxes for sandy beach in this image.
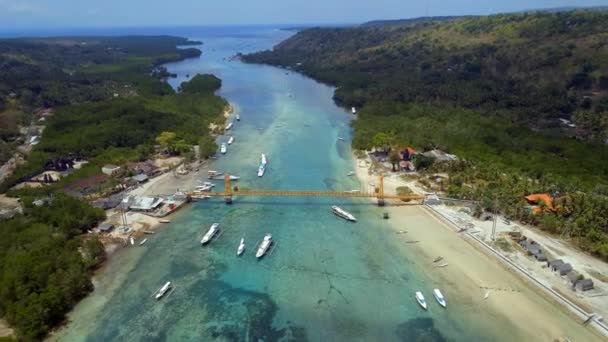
[353,154,605,341]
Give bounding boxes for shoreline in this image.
[352,152,605,340]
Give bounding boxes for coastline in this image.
[352,152,605,341]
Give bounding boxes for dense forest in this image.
[0,36,225,339]
[243,10,608,259]
[244,10,608,141]
[0,193,105,341]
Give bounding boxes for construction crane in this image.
[188,173,424,206]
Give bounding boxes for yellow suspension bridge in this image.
[187,174,424,206]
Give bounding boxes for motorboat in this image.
[237,238,245,256]
[338,137,345,141]
[229,175,240,181]
[256,234,272,258]
[208,170,223,179]
[415,291,427,310]
[236,114,240,121]
[155,281,172,300]
[195,182,215,192]
[220,143,227,154]
[139,238,148,246]
[225,122,233,130]
[331,206,356,222]
[228,136,235,145]
[130,237,135,245]
[433,289,446,308]
[347,171,355,176]
[201,223,219,245]
[351,107,356,114]
[257,154,267,177]
[159,219,170,223]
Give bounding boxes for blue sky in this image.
[1,0,607,28]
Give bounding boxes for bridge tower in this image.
[224,174,233,204]
[377,173,385,206]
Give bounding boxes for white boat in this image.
[236,114,240,121]
[228,136,235,145]
[220,143,227,154]
[415,291,427,310]
[229,175,240,181]
[347,171,355,176]
[484,291,490,300]
[237,238,245,256]
[155,281,172,300]
[201,223,219,245]
[208,170,223,179]
[225,122,233,130]
[433,289,446,308]
[257,153,267,177]
[139,238,148,246]
[331,206,356,222]
[159,219,170,224]
[351,107,357,114]
[195,182,215,192]
[256,234,272,258]
[338,137,345,141]
[130,237,135,245]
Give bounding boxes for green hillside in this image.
[244,10,608,140]
[243,10,608,260]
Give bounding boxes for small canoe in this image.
[415,291,427,310]
[433,289,446,308]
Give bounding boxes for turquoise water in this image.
[56,27,505,341]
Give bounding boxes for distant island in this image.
[0,35,226,340]
[243,9,608,261]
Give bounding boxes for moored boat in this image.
[155,281,172,300]
[257,153,267,177]
[331,206,356,222]
[433,289,446,308]
[130,237,135,245]
[139,238,148,246]
[237,238,245,256]
[159,219,170,223]
[228,136,235,145]
[415,291,427,310]
[351,107,357,114]
[201,223,219,245]
[236,114,240,121]
[256,234,272,258]
[225,122,233,130]
[208,170,223,179]
[220,143,227,154]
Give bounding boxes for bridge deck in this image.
[189,190,423,201]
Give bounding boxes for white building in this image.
[101,164,121,176]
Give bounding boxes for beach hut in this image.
[575,279,594,291]
[132,174,149,184]
[547,259,563,269]
[554,263,573,276]
[566,271,581,286]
